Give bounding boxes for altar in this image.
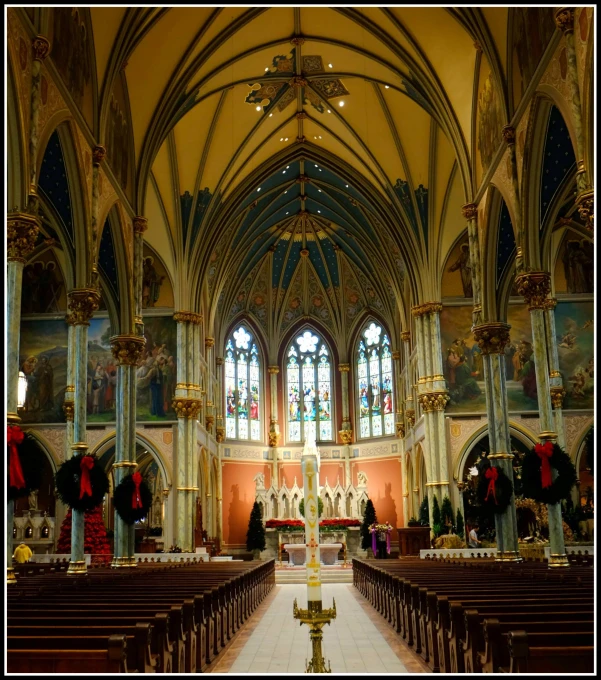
[283,543,342,566]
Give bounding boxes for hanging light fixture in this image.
[18,371,27,408]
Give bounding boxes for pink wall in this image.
[222,462,271,546]
[279,463,302,489]
[320,462,345,487]
[352,459,404,529]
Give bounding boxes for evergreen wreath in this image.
[476,458,514,514]
[521,442,577,505]
[113,471,153,525]
[55,453,109,511]
[7,426,46,502]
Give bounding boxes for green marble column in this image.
[473,323,521,561]
[268,366,281,475]
[7,212,40,584]
[67,289,100,575]
[338,363,353,482]
[110,336,145,568]
[205,337,215,434]
[543,298,567,449]
[516,272,569,568]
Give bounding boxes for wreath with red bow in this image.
[113,472,152,525]
[55,453,109,511]
[476,458,514,514]
[521,441,577,505]
[7,425,46,502]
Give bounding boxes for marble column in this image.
[392,350,405,440]
[401,331,413,433]
[544,298,567,449]
[90,146,106,286]
[461,204,483,327]
[268,366,281,487]
[132,217,148,336]
[338,364,352,486]
[6,212,40,585]
[215,357,225,445]
[472,323,521,561]
[67,288,101,575]
[205,337,215,434]
[516,271,569,567]
[28,36,50,195]
[109,336,145,567]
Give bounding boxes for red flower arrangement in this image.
[265,518,361,530]
[56,506,112,564]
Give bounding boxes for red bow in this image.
[132,471,143,509]
[79,456,95,499]
[7,425,26,489]
[535,441,554,489]
[485,466,498,504]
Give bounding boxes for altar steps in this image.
[275,565,354,584]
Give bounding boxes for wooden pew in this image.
[505,630,595,674]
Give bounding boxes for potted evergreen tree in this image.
[455,509,465,540]
[441,495,454,534]
[419,496,430,527]
[360,499,377,556]
[431,496,442,539]
[246,501,266,560]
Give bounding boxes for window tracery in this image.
[225,325,261,441]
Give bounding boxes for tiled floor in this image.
[209,584,429,674]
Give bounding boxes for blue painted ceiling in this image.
[38,130,74,245]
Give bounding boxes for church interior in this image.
[5,6,596,675]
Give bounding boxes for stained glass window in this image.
[287,330,332,442]
[357,322,394,438]
[225,326,261,441]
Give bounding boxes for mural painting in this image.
[554,233,594,294]
[476,58,504,182]
[21,252,67,314]
[510,7,556,108]
[137,316,178,421]
[555,301,594,410]
[504,304,538,411]
[18,319,69,423]
[142,246,174,308]
[440,306,486,413]
[87,317,117,422]
[442,236,472,298]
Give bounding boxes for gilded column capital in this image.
[392,351,401,361]
[67,288,100,326]
[550,386,566,409]
[173,311,203,325]
[400,331,411,343]
[418,391,450,412]
[110,334,146,366]
[132,216,148,234]
[172,398,202,419]
[268,431,280,448]
[268,365,280,374]
[396,422,405,439]
[63,401,74,421]
[205,415,215,432]
[461,203,478,220]
[554,7,574,32]
[411,303,424,317]
[413,301,442,316]
[543,297,558,310]
[339,429,353,445]
[502,125,516,145]
[216,426,226,443]
[515,271,551,310]
[92,145,107,166]
[32,35,50,61]
[472,322,511,355]
[405,409,416,427]
[205,337,215,348]
[7,212,40,262]
[576,189,594,233]
[338,364,350,373]
[216,357,224,366]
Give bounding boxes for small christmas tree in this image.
[360,498,378,550]
[419,496,429,526]
[441,496,453,532]
[432,496,442,537]
[246,501,266,558]
[456,509,465,539]
[56,507,111,563]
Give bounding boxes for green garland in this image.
[113,473,153,525]
[521,443,577,505]
[299,496,323,518]
[476,459,514,514]
[7,429,46,502]
[55,453,109,511]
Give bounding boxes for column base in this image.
[495,550,523,562]
[111,556,138,568]
[67,560,88,575]
[7,566,17,585]
[548,553,570,568]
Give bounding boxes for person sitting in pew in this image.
[13,543,33,563]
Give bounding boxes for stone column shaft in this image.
[544,299,567,449]
[29,36,50,194]
[205,337,215,432]
[462,204,482,326]
[132,217,147,336]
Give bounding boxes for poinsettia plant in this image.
[265,518,361,530]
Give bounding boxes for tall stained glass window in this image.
[287,330,332,443]
[357,322,394,438]
[225,325,261,441]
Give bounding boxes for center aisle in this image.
[209,583,428,674]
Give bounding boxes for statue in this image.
[28,490,39,511]
[253,472,265,490]
[357,471,368,487]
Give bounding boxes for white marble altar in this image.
[284,543,342,566]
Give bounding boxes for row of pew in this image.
[353,557,594,674]
[7,559,275,673]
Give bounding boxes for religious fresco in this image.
[49,7,93,127]
[21,251,67,314]
[137,316,178,421]
[18,319,69,424]
[505,304,538,411]
[555,301,594,410]
[476,58,504,183]
[554,232,594,294]
[86,317,117,422]
[442,236,472,298]
[510,7,556,109]
[142,246,174,308]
